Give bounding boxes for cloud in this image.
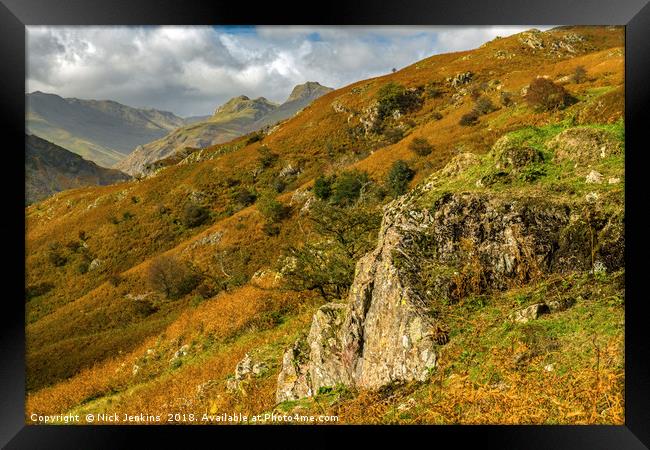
[27,25,547,117]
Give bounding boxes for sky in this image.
[26,25,548,117]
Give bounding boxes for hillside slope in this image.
[26,92,189,167]
[25,26,624,424]
[114,82,333,176]
[25,134,131,204]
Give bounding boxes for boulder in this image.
[491,135,544,171]
[440,152,481,178]
[511,303,550,323]
[586,170,604,184]
[548,127,622,165]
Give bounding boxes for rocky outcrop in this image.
[549,127,622,164]
[276,181,624,402]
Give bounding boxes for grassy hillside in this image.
[25,26,624,424]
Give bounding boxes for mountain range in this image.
[114,81,333,176]
[26,92,190,167]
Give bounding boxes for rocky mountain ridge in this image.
[114,82,333,176]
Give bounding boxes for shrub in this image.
[76,260,90,275]
[273,179,287,193]
[26,282,54,300]
[245,132,263,145]
[330,170,370,206]
[386,160,415,197]
[573,65,587,84]
[262,223,280,236]
[78,230,88,241]
[525,77,575,111]
[47,243,67,267]
[409,137,433,156]
[181,204,210,228]
[257,195,288,223]
[122,211,135,221]
[474,96,497,115]
[431,111,443,120]
[500,91,513,107]
[233,189,257,206]
[147,255,201,299]
[108,273,124,287]
[313,175,333,200]
[376,82,423,120]
[459,111,479,126]
[257,146,279,168]
[382,126,404,144]
[425,83,443,99]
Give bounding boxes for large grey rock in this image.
[276,186,624,402]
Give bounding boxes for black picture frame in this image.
[2,0,649,447]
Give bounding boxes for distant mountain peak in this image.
[212,95,278,117]
[286,81,333,103]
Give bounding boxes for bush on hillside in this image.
[147,255,201,299]
[257,146,279,168]
[376,82,423,120]
[330,170,370,206]
[245,132,264,145]
[573,65,587,84]
[474,96,498,115]
[409,137,433,156]
[181,203,210,228]
[257,195,288,223]
[459,111,479,126]
[314,175,334,200]
[47,243,67,267]
[233,189,257,206]
[525,77,575,111]
[386,160,415,197]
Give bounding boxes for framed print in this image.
[1,0,649,447]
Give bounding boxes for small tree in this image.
[330,170,370,206]
[525,77,575,111]
[313,175,333,200]
[147,255,201,299]
[573,65,587,84]
[386,160,415,197]
[282,201,381,300]
[409,137,433,156]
